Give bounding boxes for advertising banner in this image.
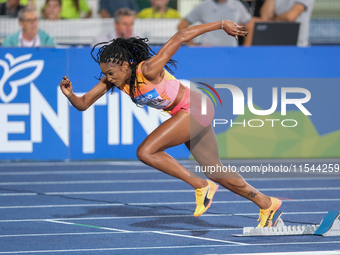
[0,47,339,160]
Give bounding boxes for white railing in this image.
[0,18,180,45]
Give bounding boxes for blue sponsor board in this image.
[0,46,339,160]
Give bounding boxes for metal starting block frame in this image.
[235,211,340,237]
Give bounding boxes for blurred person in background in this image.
[99,0,138,18]
[15,0,35,7]
[0,0,25,17]
[248,0,265,17]
[92,8,138,46]
[1,6,56,47]
[237,0,264,16]
[60,0,92,19]
[260,0,314,46]
[138,0,181,19]
[178,0,254,46]
[41,0,62,20]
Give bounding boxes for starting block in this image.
[314,211,340,236]
[234,210,340,237]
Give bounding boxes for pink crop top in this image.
[119,61,180,109]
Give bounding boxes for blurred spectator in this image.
[60,0,92,19]
[99,0,138,18]
[19,0,35,7]
[92,8,138,46]
[250,0,265,17]
[41,0,62,20]
[1,7,56,47]
[0,0,25,17]
[138,0,181,19]
[178,0,254,46]
[260,0,314,46]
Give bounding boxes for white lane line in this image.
[0,162,190,169]
[151,231,248,245]
[0,193,36,196]
[0,170,159,175]
[0,161,149,167]
[0,211,329,223]
[44,220,131,233]
[0,228,242,238]
[1,187,339,196]
[44,219,248,246]
[1,176,340,187]
[225,252,340,255]
[235,187,340,191]
[0,190,193,196]
[0,179,182,186]
[0,241,340,254]
[1,198,340,209]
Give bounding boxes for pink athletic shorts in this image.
[169,87,214,127]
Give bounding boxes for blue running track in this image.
[0,160,339,255]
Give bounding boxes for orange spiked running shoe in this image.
[194,180,219,217]
[257,197,282,228]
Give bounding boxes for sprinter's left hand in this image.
[222,20,248,40]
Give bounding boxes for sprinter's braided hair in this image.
[91,37,177,100]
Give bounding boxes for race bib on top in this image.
[134,89,172,109]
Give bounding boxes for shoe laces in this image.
[257,209,271,227]
[195,189,203,196]
[195,189,203,204]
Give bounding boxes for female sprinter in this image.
[60,20,281,228]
